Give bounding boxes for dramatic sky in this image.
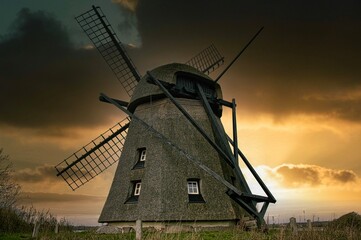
[1,0,360,225]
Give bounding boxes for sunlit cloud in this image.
[112,0,138,12]
[111,0,142,47]
[127,43,138,48]
[14,162,116,196]
[81,44,94,50]
[252,164,360,189]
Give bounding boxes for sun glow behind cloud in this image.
[239,162,361,222]
[221,108,361,221]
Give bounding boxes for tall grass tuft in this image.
[0,205,72,234]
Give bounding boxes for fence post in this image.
[289,217,297,234]
[32,221,40,238]
[135,219,142,240]
[307,219,312,230]
[55,221,59,234]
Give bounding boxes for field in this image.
[1,209,360,240]
[1,227,361,240]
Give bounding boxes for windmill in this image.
[55,5,276,230]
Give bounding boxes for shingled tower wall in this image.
[99,63,247,230]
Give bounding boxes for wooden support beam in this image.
[231,99,239,168]
[147,71,236,168]
[99,95,129,107]
[227,135,276,203]
[196,83,252,195]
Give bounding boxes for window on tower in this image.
[139,149,146,161]
[132,148,146,169]
[187,181,199,194]
[187,179,205,203]
[125,180,141,204]
[134,182,141,195]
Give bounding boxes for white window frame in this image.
[139,149,146,162]
[134,182,141,196]
[187,181,199,195]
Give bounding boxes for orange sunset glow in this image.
[1,0,360,226]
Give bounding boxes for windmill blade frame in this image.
[55,117,130,190]
[195,83,253,194]
[75,5,141,97]
[185,44,225,75]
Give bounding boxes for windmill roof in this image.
[150,62,213,83]
[128,63,221,113]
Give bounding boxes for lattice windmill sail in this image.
[75,5,140,97]
[185,43,224,75]
[55,5,275,230]
[55,118,130,190]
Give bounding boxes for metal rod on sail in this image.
[232,99,239,165]
[215,27,264,83]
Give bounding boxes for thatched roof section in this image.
[128,63,221,113]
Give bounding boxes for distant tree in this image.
[0,148,21,209]
[0,149,72,234]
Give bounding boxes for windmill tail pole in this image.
[215,26,264,83]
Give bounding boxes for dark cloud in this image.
[2,1,361,133]
[19,192,104,204]
[272,164,358,187]
[135,0,361,123]
[116,6,141,46]
[13,164,106,190]
[109,0,141,46]
[13,164,59,183]
[0,8,125,131]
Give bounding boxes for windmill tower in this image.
[55,6,276,230]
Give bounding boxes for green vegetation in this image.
[1,225,361,240]
[329,212,361,231]
[0,148,71,237]
[0,205,72,235]
[0,148,20,210]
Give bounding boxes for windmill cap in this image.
[128,63,223,114]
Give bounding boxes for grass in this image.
[1,227,360,240]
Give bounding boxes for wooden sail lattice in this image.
[55,117,130,190]
[185,44,224,75]
[75,6,140,97]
